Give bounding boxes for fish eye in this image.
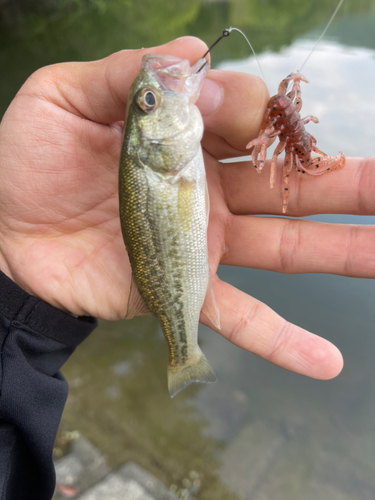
[135,87,159,113]
[145,91,155,106]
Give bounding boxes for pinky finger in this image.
[200,279,343,380]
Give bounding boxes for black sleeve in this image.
[0,271,97,500]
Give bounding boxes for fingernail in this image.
[196,78,223,116]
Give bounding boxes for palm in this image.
[0,85,131,318]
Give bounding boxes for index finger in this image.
[198,69,269,158]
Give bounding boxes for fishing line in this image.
[197,0,344,83]
[197,27,266,85]
[224,27,266,84]
[299,0,345,72]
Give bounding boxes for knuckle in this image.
[228,300,261,347]
[267,320,294,362]
[343,225,359,276]
[278,219,301,272]
[221,211,234,261]
[18,64,66,100]
[356,158,373,215]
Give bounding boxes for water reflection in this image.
[219,40,375,158]
[213,41,375,485]
[60,318,240,498]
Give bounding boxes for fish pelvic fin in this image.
[125,275,151,319]
[167,350,217,398]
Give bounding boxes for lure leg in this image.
[295,154,313,174]
[278,72,309,95]
[308,150,345,175]
[295,151,345,176]
[294,83,302,112]
[247,125,279,173]
[282,148,294,213]
[311,144,327,156]
[269,129,283,139]
[292,75,308,112]
[251,145,262,171]
[279,74,293,94]
[310,134,317,145]
[301,115,319,125]
[287,81,303,112]
[246,125,277,149]
[257,143,268,173]
[270,139,286,188]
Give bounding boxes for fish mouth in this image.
[141,54,208,103]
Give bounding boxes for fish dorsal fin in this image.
[125,275,151,319]
[201,271,220,330]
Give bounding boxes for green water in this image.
[2,0,375,498]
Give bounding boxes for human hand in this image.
[0,37,364,381]
[0,38,209,319]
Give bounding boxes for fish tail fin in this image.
[167,350,217,398]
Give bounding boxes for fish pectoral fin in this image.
[168,349,217,398]
[201,272,221,330]
[125,275,151,319]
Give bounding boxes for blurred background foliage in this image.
[1,0,374,117]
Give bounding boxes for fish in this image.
[119,53,220,397]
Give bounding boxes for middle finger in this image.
[222,214,375,278]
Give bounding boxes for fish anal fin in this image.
[201,272,221,330]
[126,275,151,319]
[168,350,217,398]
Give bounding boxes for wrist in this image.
[0,250,79,317]
[0,269,97,344]
[0,250,15,285]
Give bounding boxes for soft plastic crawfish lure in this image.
[246,72,345,213]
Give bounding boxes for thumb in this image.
[23,37,209,124]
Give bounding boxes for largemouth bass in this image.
[119,54,220,397]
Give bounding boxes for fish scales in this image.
[119,54,218,397]
[120,141,208,365]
